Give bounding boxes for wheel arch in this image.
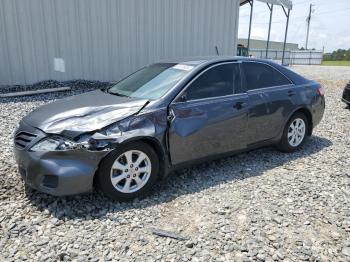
[287,107,313,136]
[93,136,168,187]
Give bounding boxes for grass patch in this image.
[322,61,350,66]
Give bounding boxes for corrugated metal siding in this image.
[0,0,239,85]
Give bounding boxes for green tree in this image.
[323,48,350,61]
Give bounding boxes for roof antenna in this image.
[215,46,220,56]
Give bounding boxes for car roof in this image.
[167,56,311,85]
[158,56,278,66]
[155,56,310,87]
[149,56,311,108]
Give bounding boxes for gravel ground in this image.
[1,65,349,261]
[0,80,111,94]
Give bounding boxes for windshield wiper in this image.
[107,89,129,97]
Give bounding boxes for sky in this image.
[238,0,350,52]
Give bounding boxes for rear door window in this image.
[242,62,292,91]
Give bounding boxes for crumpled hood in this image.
[23,90,148,135]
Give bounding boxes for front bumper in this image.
[14,121,109,196]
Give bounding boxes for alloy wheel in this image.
[287,118,306,147]
[110,150,152,193]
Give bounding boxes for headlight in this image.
[32,123,123,152]
[30,136,78,152]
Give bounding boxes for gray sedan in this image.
[14,57,325,200]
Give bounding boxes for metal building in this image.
[238,38,299,51]
[0,0,240,86]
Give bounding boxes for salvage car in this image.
[14,57,325,200]
[342,81,350,106]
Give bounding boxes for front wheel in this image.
[97,141,159,201]
[277,113,308,153]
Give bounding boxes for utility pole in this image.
[265,3,274,59]
[247,0,254,55]
[282,7,291,66]
[305,4,314,50]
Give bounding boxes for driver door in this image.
[167,62,249,165]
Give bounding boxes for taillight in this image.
[317,85,325,96]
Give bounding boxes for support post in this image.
[282,7,290,66]
[247,0,254,55]
[266,4,273,59]
[305,4,313,50]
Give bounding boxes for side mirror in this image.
[177,93,187,103]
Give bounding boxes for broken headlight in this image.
[30,136,78,152]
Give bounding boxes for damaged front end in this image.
[14,120,109,196]
[15,102,168,196]
[72,106,166,151]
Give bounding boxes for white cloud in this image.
[238,0,350,52]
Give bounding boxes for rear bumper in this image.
[311,95,325,129]
[342,86,350,105]
[343,98,350,105]
[342,98,350,106]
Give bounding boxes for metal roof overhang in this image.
[239,0,293,65]
[240,0,293,10]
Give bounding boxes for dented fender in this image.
[86,108,169,153]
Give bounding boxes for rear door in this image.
[168,62,249,165]
[241,62,296,145]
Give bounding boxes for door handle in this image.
[233,101,247,110]
[287,90,296,96]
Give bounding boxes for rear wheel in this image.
[277,112,308,153]
[97,141,159,201]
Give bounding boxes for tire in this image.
[97,141,159,201]
[277,112,309,153]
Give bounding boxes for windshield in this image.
[108,63,194,100]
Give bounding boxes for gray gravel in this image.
[290,65,350,81]
[0,80,111,94]
[1,65,350,261]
